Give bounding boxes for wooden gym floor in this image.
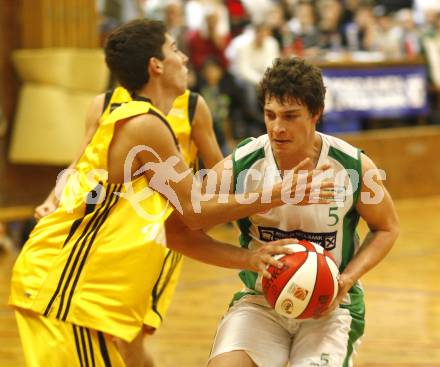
[0,195,439,366]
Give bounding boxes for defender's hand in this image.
[283,158,336,205]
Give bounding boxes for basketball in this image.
[262,240,339,319]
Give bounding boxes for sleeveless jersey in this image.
[101,86,198,167]
[99,87,199,327]
[9,100,177,342]
[231,133,364,305]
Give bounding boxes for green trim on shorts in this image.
[341,284,365,366]
[229,289,259,306]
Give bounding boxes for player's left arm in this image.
[320,153,400,316]
[190,94,224,169]
[34,94,105,219]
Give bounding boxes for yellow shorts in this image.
[143,250,183,330]
[15,308,125,367]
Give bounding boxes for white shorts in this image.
[208,297,364,367]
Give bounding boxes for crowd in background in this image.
[96,0,440,150]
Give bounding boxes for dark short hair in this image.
[257,58,326,117]
[104,19,167,93]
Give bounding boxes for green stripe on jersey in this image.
[328,146,362,272]
[232,138,266,249]
[327,146,362,207]
[238,269,259,291]
[231,138,267,298]
[233,147,265,194]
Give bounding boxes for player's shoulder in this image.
[321,132,360,161]
[120,112,178,150]
[233,134,269,162]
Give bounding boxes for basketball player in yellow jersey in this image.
[11,20,334,366]
[35,88,222,217]
[34,86,224,366]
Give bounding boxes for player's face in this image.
[264,96,320,157]
[161,34,188,95]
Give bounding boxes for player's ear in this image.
[149,57,163,75]
[311,108,323,125]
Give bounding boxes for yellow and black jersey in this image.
[101,86,199,167]
[9,100,176,342]
[99,87,202,329]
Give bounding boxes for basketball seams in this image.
[274,251,317,318]
[262,240,340,319]
[297,252,319,319]
[298,251,333,319]
[262,250,309,309]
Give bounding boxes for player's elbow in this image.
[385,217,400,248]
[389,221,400,242]
[182,214,205,230]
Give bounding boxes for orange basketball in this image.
[262,240,339,319]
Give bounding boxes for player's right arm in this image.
[34,94,105,219]
[165,211,294,278]
[132,114,332,230]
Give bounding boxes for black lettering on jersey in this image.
[258,226,337,250]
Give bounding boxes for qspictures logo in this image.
[54,145,387,220]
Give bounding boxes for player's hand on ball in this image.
[314,272,355,318]
[249,238,297,279]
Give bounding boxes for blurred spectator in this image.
[99,0,144,28]
[185,0,230,37]
[340,0,364,27]
[280,0,299,20]
[285,1,321,56]
[397,8,422,58]
[413,0,440,31]
[317,0,344,50]
[422,12,440,88]
[186,6,231,72]
[241,0,274,24]
[142,0,163,19]
[142,0,189,53]
[266,3,289,51]
[343,3,377,51]
[226,22,280,136]
[197,59,232,154]
[417,8,439,36]
[163,0,189,53]
[371,7,402,58]
[227,22,280,87]
[224,0,251,36]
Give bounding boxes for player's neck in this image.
[136,83,177,116]
[274,133,322,171]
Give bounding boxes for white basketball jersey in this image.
[231,133,363,301]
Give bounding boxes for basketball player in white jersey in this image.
[207,58,400,367]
